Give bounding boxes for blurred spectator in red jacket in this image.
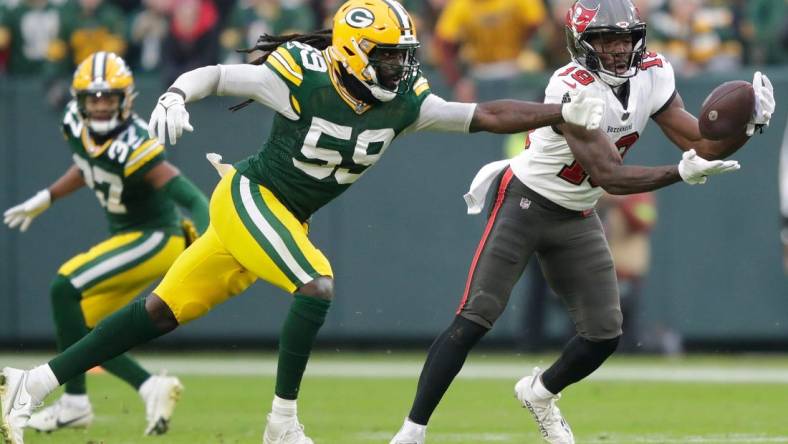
[160,0,220,85]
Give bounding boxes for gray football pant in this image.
[457,168,622,341]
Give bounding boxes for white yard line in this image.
[1,354,787,383]
[359,433,788,443]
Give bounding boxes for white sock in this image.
[532,374,557,400]
[138,375,155,399]
[271,396,297,419]
[401,417,427,434]
[26,364,59,403]
[61,393,90,408]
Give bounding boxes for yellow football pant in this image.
[154,170,333,324]
[58,230,185,328]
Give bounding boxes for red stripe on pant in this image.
[456,167,514,314]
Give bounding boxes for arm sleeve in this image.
[648,53,676,116]
[403,94,477,134]
[161,175,210,233]
[170,64,298,120]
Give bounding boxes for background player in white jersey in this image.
[390,1,775,443]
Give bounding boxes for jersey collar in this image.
[80,127,113,158]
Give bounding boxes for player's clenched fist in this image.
[562,89,605,131]
[678,149,740,185]
[148,90,194,145]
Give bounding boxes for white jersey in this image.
[510,52,676,211]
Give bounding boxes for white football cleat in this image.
[140,373,183,436]
[263,414,314,444]
[1,367,38,444]
[389,418,426,444]
[514,367,575,444]
[26,395,93,432]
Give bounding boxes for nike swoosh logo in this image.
[56,413,92,428]
[11,373,30,411]
[562,80,577,89]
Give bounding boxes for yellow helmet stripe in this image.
[381,0,413,36]
[92,51,108,83]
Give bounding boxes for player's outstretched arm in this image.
[652,92,752,160]
[470,89,604,133]
[3,165,85,232]
[561,123,739,194]
[144,161,210,233]
[149,64,298,145]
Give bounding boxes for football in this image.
[698,80,754,141]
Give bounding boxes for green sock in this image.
[49,276,90,395]
[49,297,164,386]
[275,294,330,400]
[101,353,151,390]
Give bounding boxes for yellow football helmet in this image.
[330,0,419,101]
[71,51,135,134]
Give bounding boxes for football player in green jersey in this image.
[2,52,209,437]
[0,2,604,443]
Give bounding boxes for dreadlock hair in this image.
[229,29,333,112]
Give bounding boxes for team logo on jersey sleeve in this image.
[345,8,375,28]
[566,3,600,33]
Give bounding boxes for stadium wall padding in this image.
[1,69,787,347]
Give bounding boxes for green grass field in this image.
[4,352,788,444]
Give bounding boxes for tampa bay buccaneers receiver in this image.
[390,1,775,443]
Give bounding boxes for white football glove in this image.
[148,91,194,145]
[562,89,605,131]
[678,149,740,185]
[3,189,51,232]
[746,71,775,136]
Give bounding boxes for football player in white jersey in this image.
[390,1,776,443]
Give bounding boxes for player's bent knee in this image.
[298,276,334,301]
[50,275,81,304]
[145,293,180,333]
[462,291,506,329]
[581,308,624,342]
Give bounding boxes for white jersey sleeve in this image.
[403,93,477,134]
[645,53,676,116]
[217,64,298,120]
[170,64,298,121]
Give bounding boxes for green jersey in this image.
[62,101,181,234]
[234,41,432,222]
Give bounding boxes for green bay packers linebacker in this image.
[0,1,604,443]
[2,52,209,438]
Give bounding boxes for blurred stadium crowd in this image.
[1,0,786,103]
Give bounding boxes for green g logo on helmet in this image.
[346,7,375,28]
